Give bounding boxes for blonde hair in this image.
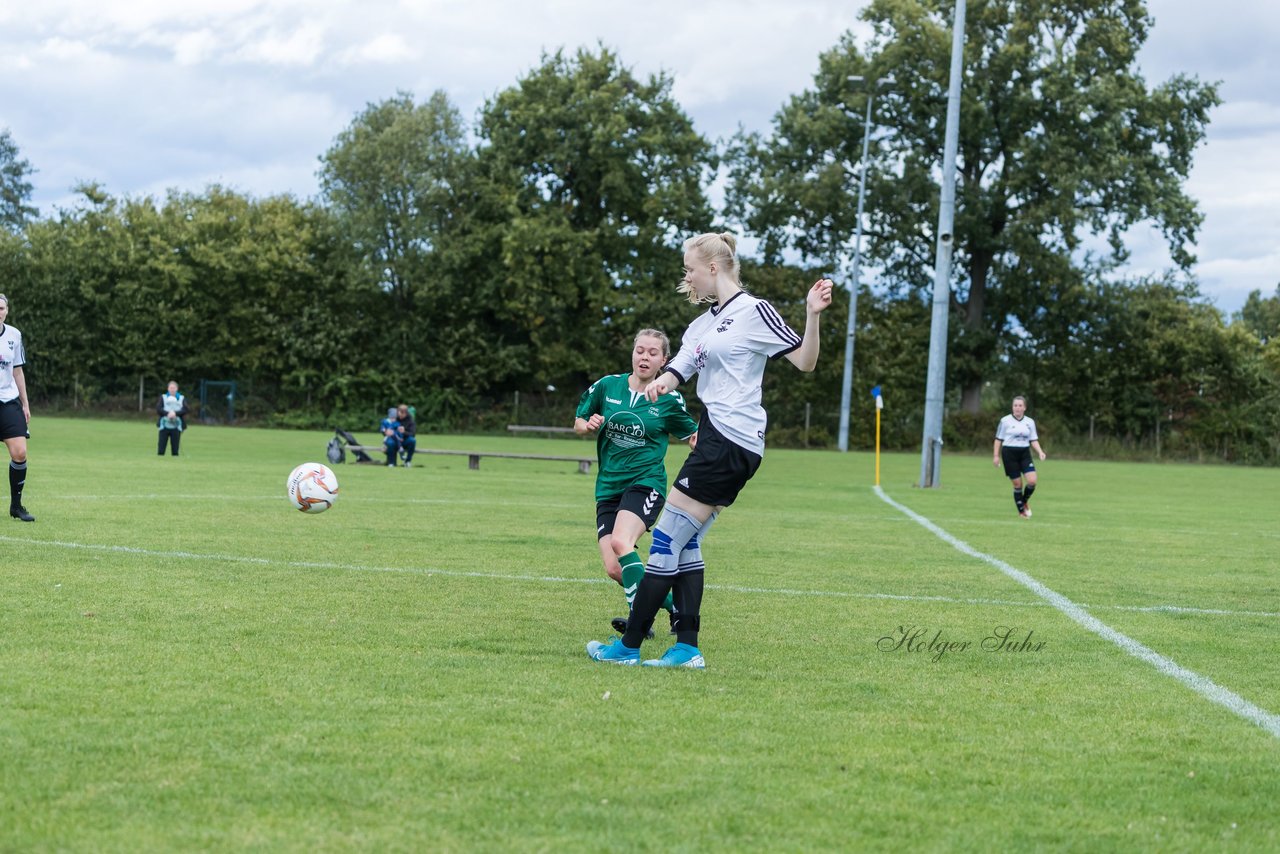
[633,328,672,360]
[678,232,741,304]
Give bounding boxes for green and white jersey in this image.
[576,373,698,502]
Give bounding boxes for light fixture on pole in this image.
[838,74,893,453]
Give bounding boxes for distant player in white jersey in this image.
[0,294,34,521]
[993,395,1046,518]
[587,232,833,668]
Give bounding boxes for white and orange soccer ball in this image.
[287,462,339,513]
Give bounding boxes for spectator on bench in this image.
[380,404,418,467]
[395,403,417,467]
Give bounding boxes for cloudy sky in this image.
[1,0,1276,314]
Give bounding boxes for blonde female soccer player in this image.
[587,233,833,668]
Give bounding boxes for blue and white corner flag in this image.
[871,385,883,410]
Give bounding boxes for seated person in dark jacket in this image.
[380,404,418,467]
[394,403,417,467]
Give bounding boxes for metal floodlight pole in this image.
[838,75,892,453]
[919,0,968,488]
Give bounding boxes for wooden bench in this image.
[343,444,387,453]
[337,443,593,474]
[340,444,390,464]
[416,448,593,474]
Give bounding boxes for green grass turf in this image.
[1,417,1277,851]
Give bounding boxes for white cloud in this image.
[338,33,417,66]
[38,36,100,62]
[229,22,327,67]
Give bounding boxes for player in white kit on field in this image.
[0,294,34,522]
[993,395,1047,518]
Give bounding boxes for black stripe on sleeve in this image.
[756,301,802,347]
[770,340,802,360]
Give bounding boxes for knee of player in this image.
[608,532,636,558]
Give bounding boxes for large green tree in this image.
[318,90,484,414]
[318,90,470,316]
[0,129,38,232]
[728,0,1219,412]
[472,47,716,390]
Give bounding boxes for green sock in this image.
[619,551,674,613]
[619,552,645,609]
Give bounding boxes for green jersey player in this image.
[575,329,698,637]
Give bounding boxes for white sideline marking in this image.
[42,494,582,509]
[3,534,1278,622]
[874,485,1280,740]
[0,534,599,586]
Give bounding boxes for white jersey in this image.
[0,324,26,403]
[996,414,1038,448]
[667,291,802,456]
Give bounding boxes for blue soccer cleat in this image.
[641,642,705,669]
[586,638,640,665]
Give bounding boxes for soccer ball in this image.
[287,462,339,514]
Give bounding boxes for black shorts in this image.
[671,413,762,507]
[1001,445,1035,479]
[596,485,664,540]
[0,399,28,441]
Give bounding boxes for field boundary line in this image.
[874,485,1280,740]
[4,534,1279,622]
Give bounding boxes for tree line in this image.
[1,1,1278,462]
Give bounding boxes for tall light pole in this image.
[918,0,967,487]
[838,75,893,453]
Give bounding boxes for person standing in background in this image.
[156,380,190,457]
[993,395,1046,518]
[0,294,35,521]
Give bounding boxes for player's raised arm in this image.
[785,278,835,372]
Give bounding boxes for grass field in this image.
[2,417,1278,851]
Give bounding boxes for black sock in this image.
[10,460,26,508]
[671,570,704,647]
[1022,483,1036,504]
[1013,488,1024,511]
[622,573,674,647]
